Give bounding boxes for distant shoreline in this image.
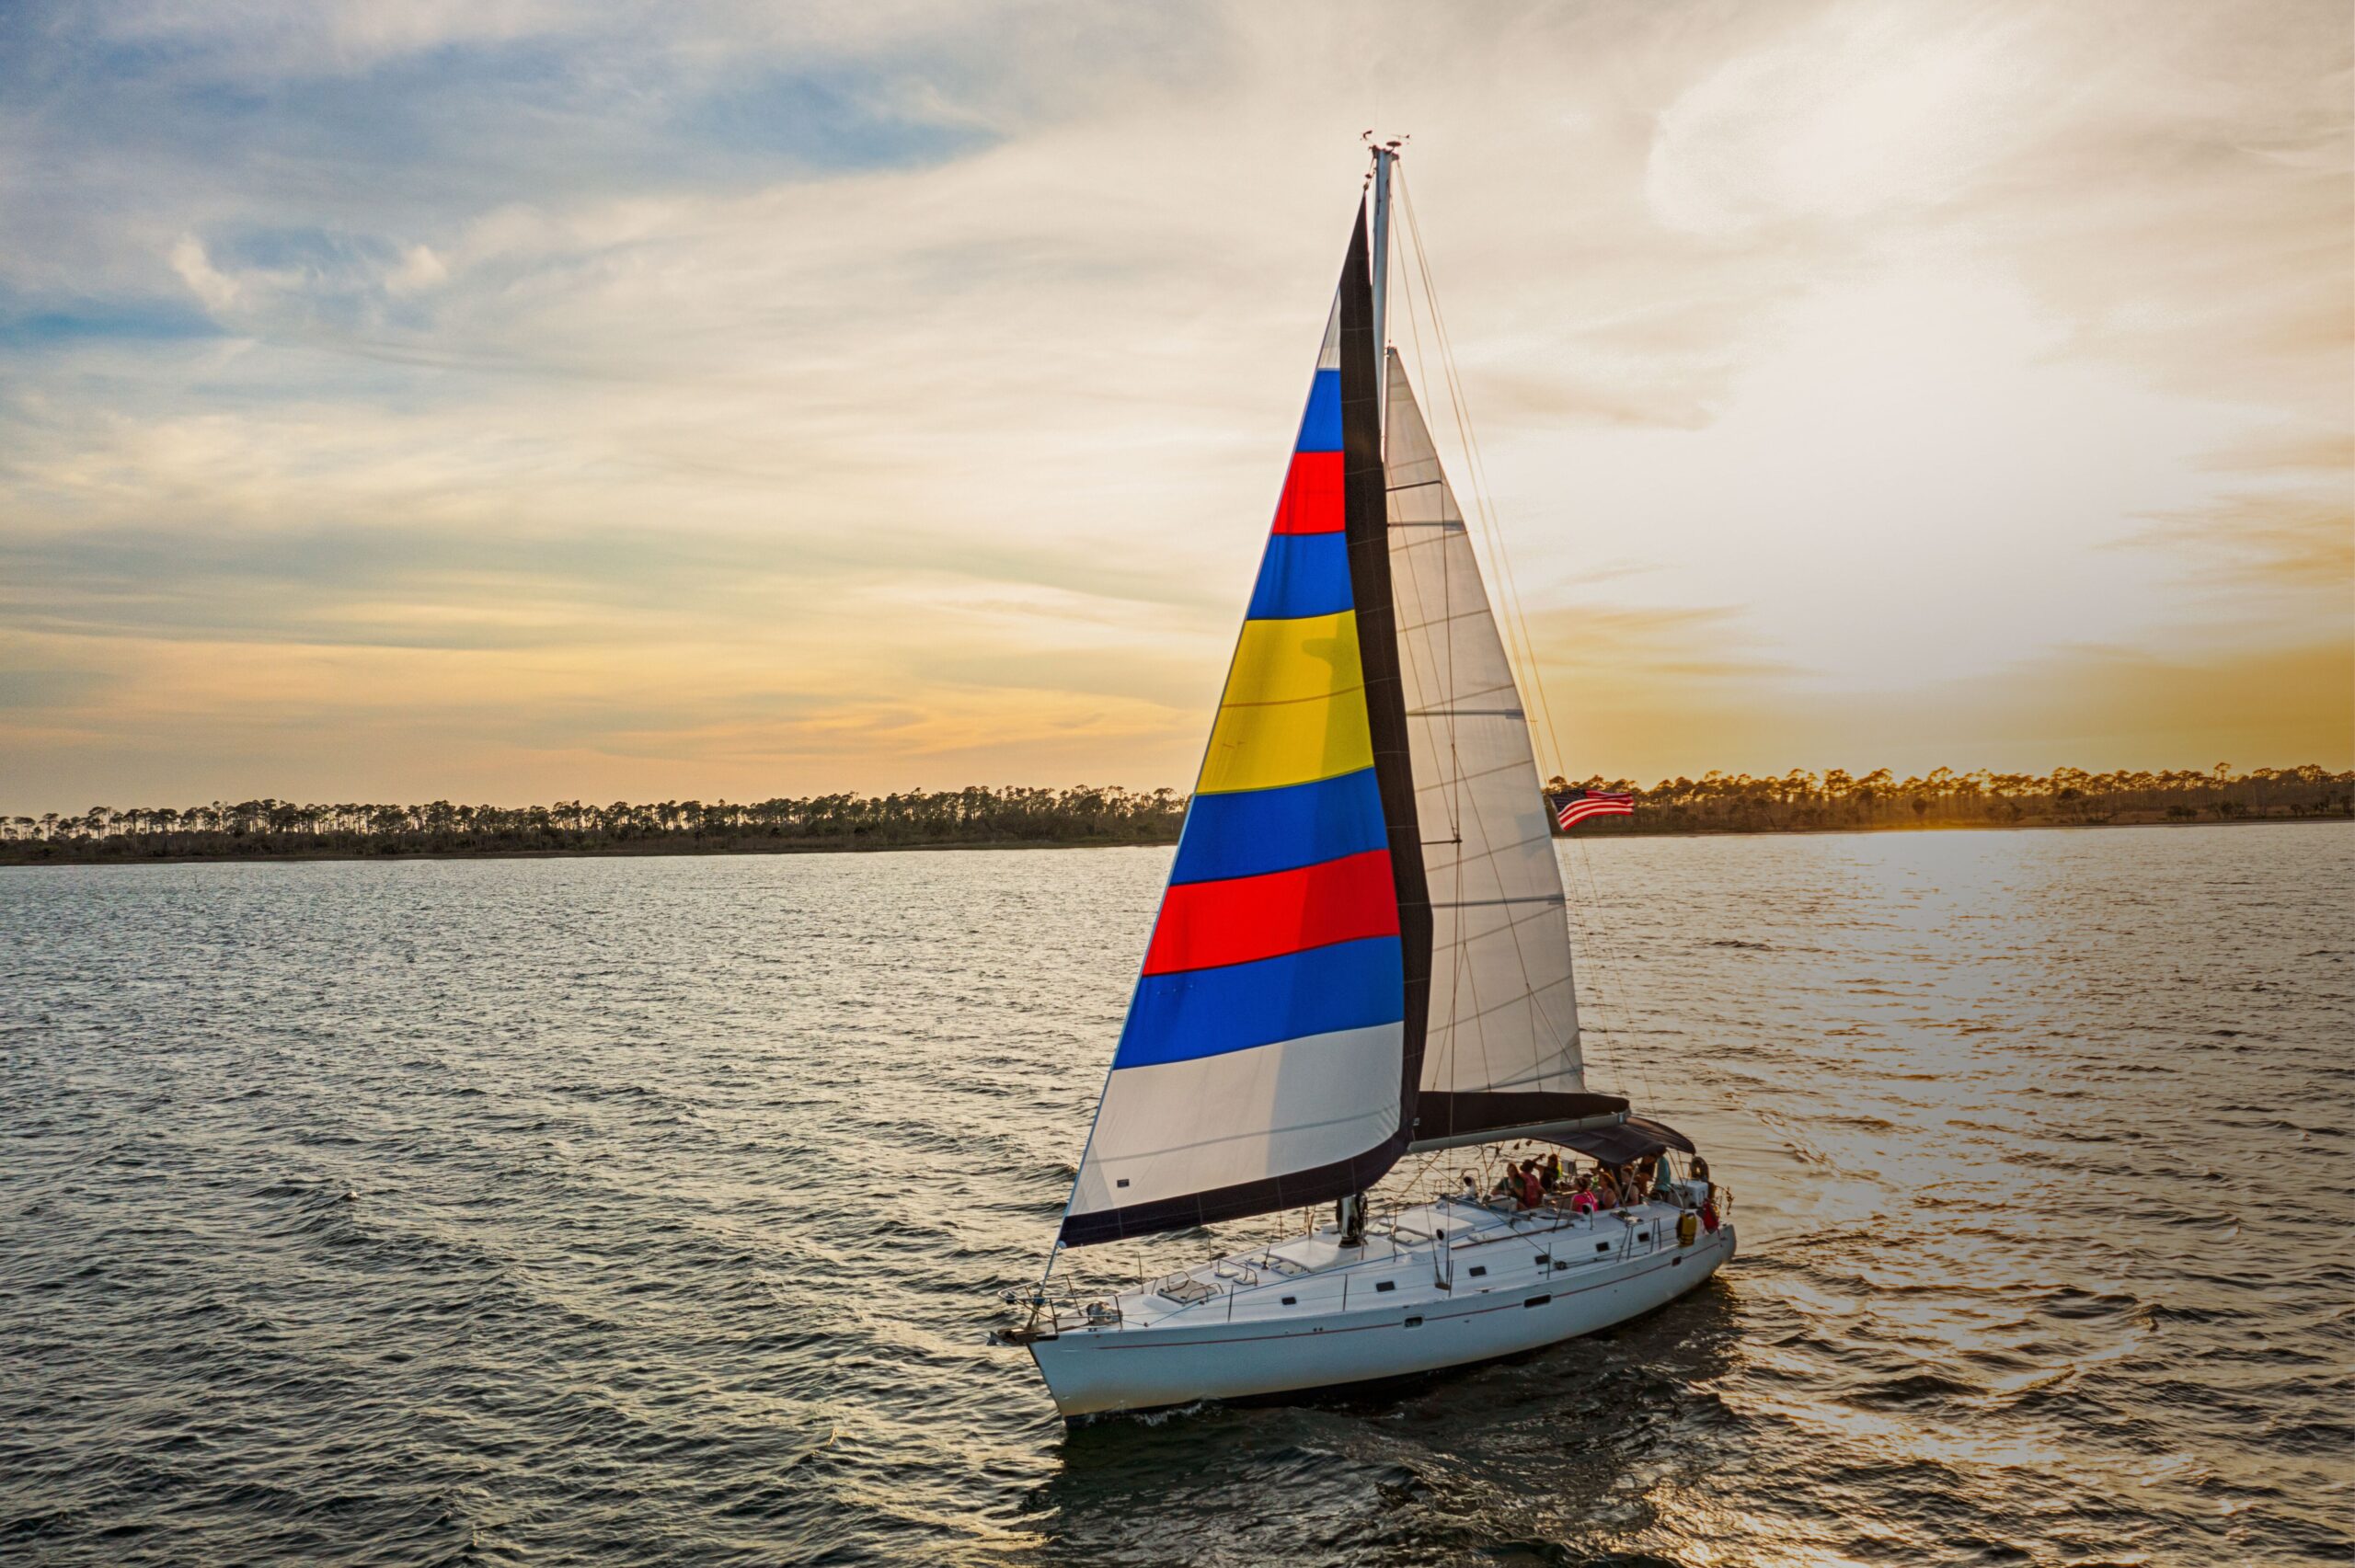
[7,771,2346,867]
[4,810,2343,870]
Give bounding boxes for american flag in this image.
[1549,788,1635,830]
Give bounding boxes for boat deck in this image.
[1050,1188,1716,1335]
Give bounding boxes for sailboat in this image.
[1004,145,1734,1418]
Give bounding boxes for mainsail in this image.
[1059,203,1430,1247]
[1384,350,1624,1148]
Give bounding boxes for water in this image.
[2,823,2349,1566]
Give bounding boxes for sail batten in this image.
[1058,204,1425,1249]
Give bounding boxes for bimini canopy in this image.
[1538,1115,1696,1167]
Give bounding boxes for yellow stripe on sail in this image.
[1196,612,1373,795]
[1219,612,1363,707]
[1198,694,1373,794]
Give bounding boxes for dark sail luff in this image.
[1339,226,1434,1160]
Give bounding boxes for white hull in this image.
[1027,1194,1734,1418]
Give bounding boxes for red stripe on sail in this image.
[1269,450,1345,535]
[1141,847,1398,976]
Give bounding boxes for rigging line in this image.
[1398,186,1647,1120]
[1396,171,1566,1105]
[1392,216,1465,853]
[1396,172,1568,784]
[1391,212,1458,853]
[1401,175,1562,787]
[1392,200,1470,1107]
[1400,342,1500,1113]
[1396,174,1648,1118]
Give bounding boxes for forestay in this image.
[1385,350,1620,1148]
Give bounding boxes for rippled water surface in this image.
[3,823,2349,1566]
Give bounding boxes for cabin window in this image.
[1595,1242,1610,1253]
[1404,1316,1423,1328]
[1468,1265,1488,1278]
[1374,1280,1396,1293]
[1534,1253,1551,1266]
[1281,1296,1296,1306]
[1115,1178,1130,1188]
[1524,1295,1552,1309]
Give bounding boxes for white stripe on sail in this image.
[1065,1023,1403,1221]
[1384,349,1586,1110]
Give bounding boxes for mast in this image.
[1369,143,1396,439]
[1338,139,1400,1249]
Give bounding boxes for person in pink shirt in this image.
[1568,1173,1600,1214]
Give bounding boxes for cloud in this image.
[167,236,240,311]
[385,244,447,296]
[0,0,2348,808]
[2132,487,2355,596]
[1646,6,2052,238]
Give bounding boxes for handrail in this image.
[1015,1180,1705,1337]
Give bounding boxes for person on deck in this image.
[1541,1152,1564,1194]
[1568,1173,1600,1214]
[1593,1166,1623,1209]
[1504,1160,1537,1210]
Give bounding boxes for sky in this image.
[1,0,2349,812]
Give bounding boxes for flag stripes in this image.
[1550,789,1635,830]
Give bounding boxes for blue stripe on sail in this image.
[1168,768,1388,886]
[1296,369,1341,452]
[1244,532,1353,621]
[1111,935,1403,1070]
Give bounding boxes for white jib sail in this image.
[1384,349,1587,1118]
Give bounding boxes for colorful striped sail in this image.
[1060,203,1429,1247]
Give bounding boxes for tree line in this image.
[1542,763,2353,834]
[0,786,1186,863]
[0,765,2346,864]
